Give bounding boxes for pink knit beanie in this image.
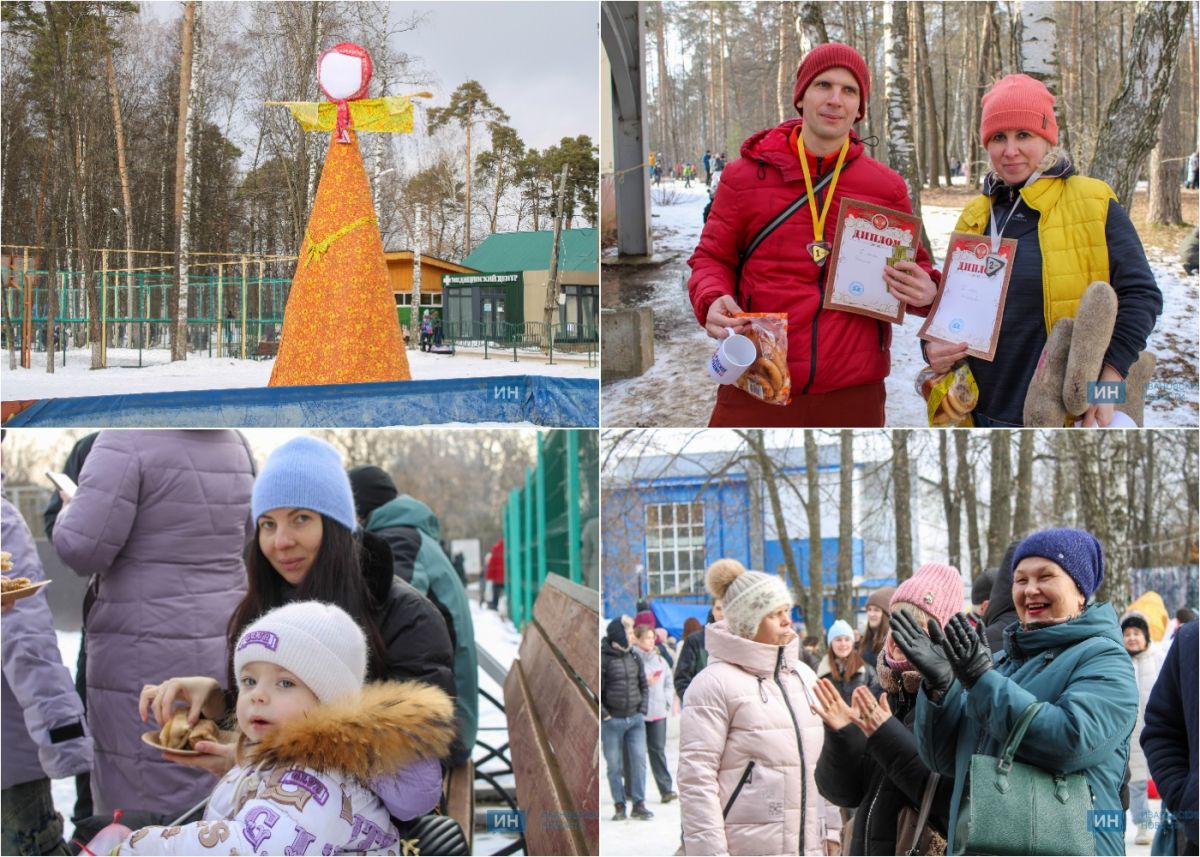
[883,563,965,672]
[793,43,870,121]
[980,74,1059,146]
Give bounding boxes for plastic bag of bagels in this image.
[916,361,978,427]
[734,312,791,405]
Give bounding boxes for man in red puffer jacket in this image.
[689,43,941,427]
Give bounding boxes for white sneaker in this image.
[1135,824,1153,845]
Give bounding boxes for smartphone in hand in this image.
[46,471,78,499]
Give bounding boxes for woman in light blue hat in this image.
[816,619,878,705]
[138,435,458,825]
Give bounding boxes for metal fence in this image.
[2,268,292,367]
[440,320,598,365]
[503,430,600,629]
[3,270,598,368]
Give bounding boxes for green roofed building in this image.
[443,228,598,343]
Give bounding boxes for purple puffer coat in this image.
[2,483,94,791]
[51,430,254,817]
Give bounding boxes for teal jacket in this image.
[367,495,478,756]
[915,602,1137,855]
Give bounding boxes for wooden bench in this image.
[443,759,474,853]
[503,574,599,855]
[253,340,278,359]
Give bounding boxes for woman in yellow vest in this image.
[925,74,1161,427]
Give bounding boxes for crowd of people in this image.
[602,528,1197,856]
[2,431,483,856]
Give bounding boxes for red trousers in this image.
[708,380,886,427]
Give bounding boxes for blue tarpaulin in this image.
[650,601,712,639]
[4,376,598,428]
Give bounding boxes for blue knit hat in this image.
[827,619,854,646]
[252,436,357,532]
[1013,528,1104,599]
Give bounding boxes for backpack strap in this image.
[733,157,854,308]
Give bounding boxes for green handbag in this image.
[954,702,1095,855]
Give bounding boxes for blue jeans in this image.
[602,713,647,805]
[1,778,70,856]
[1130,779,1150,825]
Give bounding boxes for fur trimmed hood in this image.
[243,680,455,780]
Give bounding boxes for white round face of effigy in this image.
[318,46,371,101]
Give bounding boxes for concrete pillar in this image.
[601,2,652,257]
[600,307,653,380]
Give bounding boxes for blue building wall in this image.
[603,477,751,617]
[603,476,865,628]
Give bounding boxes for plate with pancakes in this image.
[142,711,231,755]
[2,577,51,606]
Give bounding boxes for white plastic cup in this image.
[708,332,756,384]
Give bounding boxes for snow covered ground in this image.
[602,180,1197,427]
[50,592,525,854]
[597,699,1157,856]
[599,713,682,856]
[2,345,598,401]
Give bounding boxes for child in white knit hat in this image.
[115,602,456,855]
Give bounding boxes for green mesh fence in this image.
[1,270,292,367]
[503,430,599,629]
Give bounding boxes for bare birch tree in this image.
[1147,62,1184,225]
[102,11,136,347]
[939,432,962,570]
[956,432,981,578]
[986,431,1013,570]
[1012,430,1035,541]
[1088,0,1190,205]
[836,431,854,620]
[892,429,913,581]
[883,1,926,243]
[170,1,196,362]
[1016,0,1068,148]
[804,432,825,629]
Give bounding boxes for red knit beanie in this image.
[980,73,1059,146]
[792,43,870,121]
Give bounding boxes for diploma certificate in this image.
[822,199,922,324]
[918,232,1016,361]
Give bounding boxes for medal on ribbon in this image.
[798,135,850,268]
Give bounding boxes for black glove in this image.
[942,613,993,689]
[889,610,955,699]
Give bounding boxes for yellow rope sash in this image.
[302,214,378,268]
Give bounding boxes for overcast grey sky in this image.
[140,1,598,152]
[407,2,598,151]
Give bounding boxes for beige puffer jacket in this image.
[678,621,830,856]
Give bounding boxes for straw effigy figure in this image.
[268,42,427,386]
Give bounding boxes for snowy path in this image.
[600,713,682,855]
[601,180,1197,427]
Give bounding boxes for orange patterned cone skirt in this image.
[269,130,411,386]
